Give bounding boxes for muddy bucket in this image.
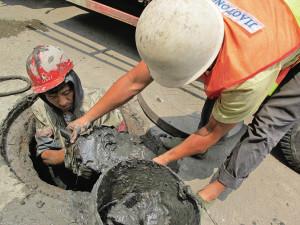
[88,159,201,225]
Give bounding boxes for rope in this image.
[0,75,31,97]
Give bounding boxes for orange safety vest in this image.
[203,0,300,98]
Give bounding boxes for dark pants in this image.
[198,98,216,129]
[217,64,300,189]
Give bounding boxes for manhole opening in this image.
[1,96,97,198]
[1,95,170,199]
[28,137,98,192]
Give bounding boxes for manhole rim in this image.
[0,94,70,200]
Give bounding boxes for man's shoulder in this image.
[83,87,105,99]
[82,87,106,110]
[31,98,46,114]
[31,98,49,124]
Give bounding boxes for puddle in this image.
[0,19,48,39]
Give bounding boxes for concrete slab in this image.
[139,81,205,135]
[0,1,299,225]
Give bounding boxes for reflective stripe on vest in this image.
[204,0,300,98]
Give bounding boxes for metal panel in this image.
[67,0,139,26]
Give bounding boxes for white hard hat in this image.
[136,0,224,87]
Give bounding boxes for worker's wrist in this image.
[153,155,171,165]
[158,150,178,165]
[83,113,94,124]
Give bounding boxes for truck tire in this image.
[279,123,300,173]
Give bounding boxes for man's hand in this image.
[67,116,91,143]
[197,180,226,203]
[41,149,65,165]
[153,116,237,164]
[152,155,170,166]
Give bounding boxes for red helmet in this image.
[26,45,74,94]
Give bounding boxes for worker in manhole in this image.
[26,45,126,189]
[68,0,300,210]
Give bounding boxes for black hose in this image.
[0,76,31,97]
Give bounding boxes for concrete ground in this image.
[0,1,299,225]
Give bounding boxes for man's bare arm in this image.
[153,116,236,165]
[68,61,153,141]
[41,149,65,165]
[84,61,152,122]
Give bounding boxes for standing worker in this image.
[68,0,300,205]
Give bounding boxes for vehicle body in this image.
[66,0,150,26]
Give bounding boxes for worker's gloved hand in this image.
[67,116,91,143]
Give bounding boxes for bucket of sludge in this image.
[88,159,201,225]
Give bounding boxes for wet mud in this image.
[70,126,156,175]
[92,160,200,225]
[0,95,201,225]
[106,190,171,225]
[0,19,48,39]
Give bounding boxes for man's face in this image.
[45,84,74,112]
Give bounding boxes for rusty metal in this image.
[66,0,139,26]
